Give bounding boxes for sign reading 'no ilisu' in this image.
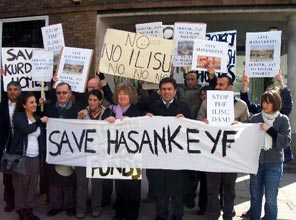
[99,29,174,83]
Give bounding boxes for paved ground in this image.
[0,168,295,220]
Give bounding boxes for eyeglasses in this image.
[56,91,69,95]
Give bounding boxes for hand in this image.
[207,67,215,80]
[0,67,4,75]
[202,118,209,124]
[78,111,86,119]
[176,113,184,118]
[241,73,249,92]
[40,116,48,123]
[231,121,241,125]
[260,123,270,131]
[39,98,45,105]
[275,70,284,86]
[105,116,116,123]
[146,112,154,117]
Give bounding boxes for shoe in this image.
[184,199,195,209]
[40,193,48,205]
[17,209,30,220]
[67,208,76,216]
[261,216,266,220]
[102,197,111,207]
[76,212,85,219]
[27,209,40,220]
[91,210,102,217]
[4,203,15,212]
[142,197,155,203]
[232,209,236,217]
[196,209,206,216]
[241,209,251,218]
[46,208,63,217]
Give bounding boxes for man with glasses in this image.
[0,81,22,213]
[45,82,81,217]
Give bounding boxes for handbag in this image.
[0,130,27,175]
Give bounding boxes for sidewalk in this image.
[0,170,295,220]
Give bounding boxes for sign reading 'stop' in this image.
[99,29,174,83]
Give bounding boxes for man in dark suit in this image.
[44,82,81,217]
[147,77,191,220]
[0,81,22,212]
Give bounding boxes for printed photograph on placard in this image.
[196,56,221,70]
[63,59,84,75]
[177,41,194,56]
[250,45,274,62]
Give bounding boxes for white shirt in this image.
[26,119,40,157]
[8,100,16,126]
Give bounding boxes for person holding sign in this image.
[107,82,144,220]
[197,74,250,220]
[240,71,293,219]
[249,89,291,220]
[10,92,48,220]
[75,89,113,219]
[146,77,191,220]
[45,82,82,217]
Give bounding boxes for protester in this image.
[240,71,293,218]
[0,81,22,213]
[197,74,250,220]
[147,77,191,220]
[250,89,291,220]
[107,82,144,220]
[10,92,48,220]
[75,89,113,219]
[45,82,82,217]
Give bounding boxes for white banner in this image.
[135,22,163,38]
[47,116,263,174]
[245,31,281,77]
[31,49,54,82]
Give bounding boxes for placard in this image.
[99,29,174,83]
[192,39,228,73]
[207,90,234,125]
[31,49,54,82]
[135,22,163,38]
[173,22,207,67]
[2,47,48,91]
[55,47,93,93]
[245,31,281,77]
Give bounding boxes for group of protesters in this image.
[0,65,292,220]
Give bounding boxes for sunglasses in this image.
[56,91,69,95]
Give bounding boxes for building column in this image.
[287,15,296,164]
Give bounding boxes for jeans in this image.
[250,163,283,220]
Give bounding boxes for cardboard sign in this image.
[99,29,174,84]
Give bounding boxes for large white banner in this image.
[47,116,263,174]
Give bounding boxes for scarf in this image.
[87,106,102,120]
[110,104,131,119]
[261,110,279,151]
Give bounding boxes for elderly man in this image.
[0,81,22,213]
[45,82,82,217]
[197,74,249,220]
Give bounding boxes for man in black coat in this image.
[0,81,22,212]
[44,82,82,217]
[147,77,191,220]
